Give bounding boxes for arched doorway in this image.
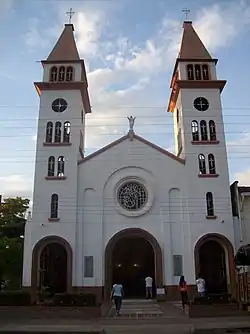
[105,228,163,299]
[31,236,72,294]
[112,237,155,297]
[39,243,67,293]
[194,234,235,295]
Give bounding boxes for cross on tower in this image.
[182,8,190,20]
[66,8,75,24]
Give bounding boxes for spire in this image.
[179,21,212,60]
[46,24,80,62]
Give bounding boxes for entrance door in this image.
[199,240,227,293]
[112,237,155,298]
[39,243,67,293]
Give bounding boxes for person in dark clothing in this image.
[179,275,188,311]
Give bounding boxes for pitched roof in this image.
[179,21,212,60]
[46,24,80,62]
[78,133,185,165]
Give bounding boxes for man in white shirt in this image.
[110,283,124,316]
[145,276,153,299]
[196,275,206,297]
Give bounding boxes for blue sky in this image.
[1,0,250,200]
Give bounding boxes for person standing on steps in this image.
[196,274,206,297]
[179,275,188,311]
[145,275,153,299]
[110,282,124,316]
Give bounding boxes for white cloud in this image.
[235,169,250,186]
[0,175,33,199]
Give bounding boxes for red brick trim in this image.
[191,140,220,145]
[48,218,60,222]
[45,176,67,180]
[206,215,217,220]
[198,174,219,178]
[43,142,72,147]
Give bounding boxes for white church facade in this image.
[22,21,237,302]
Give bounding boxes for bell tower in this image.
[168,21,233,225]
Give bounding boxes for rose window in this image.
[118,182,147,211]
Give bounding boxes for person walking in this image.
[110,283,124,316]
[145,276,153,299]
[179,275,188,311]
[196,274,206,297]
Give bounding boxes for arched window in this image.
[63,121,71,143]
[208,154,216,174]
[66,66,74,81]
[191,120,199,141]
[50,194,58,219]
[48,156,55,177]
[200,120,208,141]
[198,154,206,174]
[206,192,214,217]
[46,122,53,143]
[176,109,180,124]
[58,66,65,81]
[187,64,194,80]
[54,121,62,143]
[195,64,201,80]
[209,120,217,141]
[202,64,209,80]
[50,67,58,82]
[57,156,65,177]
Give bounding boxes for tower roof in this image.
[179,21,212,60]
[46,24,80,62]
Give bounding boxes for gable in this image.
[78,133,185,165]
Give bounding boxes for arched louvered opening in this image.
[208,154,216,174]
[54,122,62,143]
[63,122,71,143]
[66,66,74,81]
[209,120,217,141]
[191,120,199,141]
[187,64,194,80]
[58,66,65,81]
[45,122,53,143]
[50,67,58,82]
[198,154,206,174]
[57,156,65,177]
[50,194,59,219]
[48,156,55,177]
[200,120,208,141]
[206,192,214,217]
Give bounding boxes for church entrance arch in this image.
[194,234,235,295]
[105,228,163,299]
[31,236,72,295]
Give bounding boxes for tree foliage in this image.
[0,197,30,288]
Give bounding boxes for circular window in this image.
[118,181,147,211]
[52,98,68,112]
[193,97,209,111]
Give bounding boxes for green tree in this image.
[0,197,29,239]
[0,197,30,288]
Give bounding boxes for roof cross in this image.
[66,8,75,24]
[182,8,190,20]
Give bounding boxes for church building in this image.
[22,20,236,302]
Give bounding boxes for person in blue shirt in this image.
[110,283,124,315]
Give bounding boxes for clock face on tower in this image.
[52,98,68,112]
[193,97,209,111]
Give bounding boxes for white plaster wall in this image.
[23,88,85,287]
[77,136,192,288]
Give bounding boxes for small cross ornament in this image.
[66,8,75,24]
[182,8,190,20]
